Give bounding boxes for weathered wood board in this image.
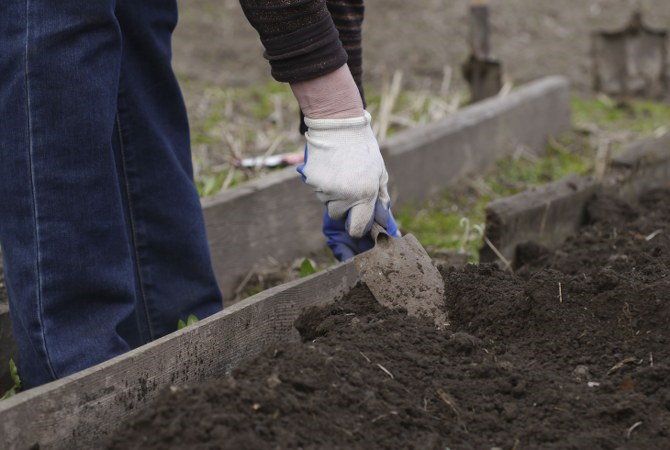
[480,175,600,266]
[480,133,670,266]
[0,261,358,449]
[610,132,670,200]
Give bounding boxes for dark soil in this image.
[109,189,670,449]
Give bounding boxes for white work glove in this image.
[298,111,394,238]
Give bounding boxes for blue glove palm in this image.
[323,202,401,262]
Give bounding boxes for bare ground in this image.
[174,0,670,94]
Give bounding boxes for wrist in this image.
[291,65,365,120]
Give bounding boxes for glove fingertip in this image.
[346,202,375,238]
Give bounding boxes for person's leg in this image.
[113,0,223,339]
[0,0,139,387]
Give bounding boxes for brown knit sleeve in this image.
[239,0,349,83]
[327,0,365,103]
[298,0,366,133]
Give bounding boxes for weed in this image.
[572,95,670,135]
[177,314,199,330]
[298,258,317,278]
[1,359,21,400]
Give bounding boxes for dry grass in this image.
[187,68,467,198]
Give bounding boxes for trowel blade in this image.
[354,233,448,328]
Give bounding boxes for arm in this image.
[241,0,396,246]
[239,0,347,83]
[240,0,363,113]
[327,0,366,104]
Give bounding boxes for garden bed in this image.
[108,187,670,449]
[16,81,670,450]
[0,77,571,449]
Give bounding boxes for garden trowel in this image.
[354,224,448,328]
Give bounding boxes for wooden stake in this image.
[469,1,491,59]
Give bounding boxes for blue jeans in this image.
[0,0,223,388]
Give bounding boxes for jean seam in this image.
[115,114,156,340]
[24,0,57,380]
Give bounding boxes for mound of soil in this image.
[109,190,670,449]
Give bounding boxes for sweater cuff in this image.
[260,15,349,83]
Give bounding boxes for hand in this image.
[298,111,394,238]
[323,204,401,262]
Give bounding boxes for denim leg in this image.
[0,0,139,388]
[113,0,223,339]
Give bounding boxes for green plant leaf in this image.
[1,359,21,401]
[178,315,199,330]
[299,258,316,278]
[0,387,16,401]
[186,314,199,326]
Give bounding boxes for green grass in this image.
[397,95,670,260]
[572,95,670,135]
[396,135,593,259]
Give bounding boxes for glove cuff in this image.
[304,111,372,131]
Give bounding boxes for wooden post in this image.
[462,0,503,103]
[469,0,491,58]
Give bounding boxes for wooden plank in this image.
[0,261,359,449]
[612,132,670,168]
[205,76,571,300]
[610,132,670,200]
[469,1,492,59]
[385,77,570,206]
[202,168,323,304]
[480,175,600,266]
[480,134,670,266]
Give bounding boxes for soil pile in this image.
[109,190,670,449]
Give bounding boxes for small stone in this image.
[573,365,591,380]
[266,373,281,389]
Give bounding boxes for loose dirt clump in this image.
[109,190,670,449]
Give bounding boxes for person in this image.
[0,0,397,389]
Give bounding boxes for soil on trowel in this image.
[109,190,670,449]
